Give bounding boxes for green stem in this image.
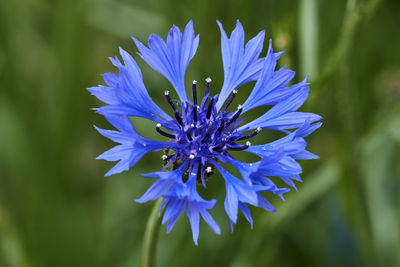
[140,198,164,267]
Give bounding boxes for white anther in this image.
[206,166,212,173]
[189,154,195,159]
[190,123,195,128]
[246,141,251,146]
[192,80,197,84]
[205,77,212,83]
[256,127,262,132]
[162,155,168,160]
[156,123,161,128]
[164,90,169,95]
[196,105,200,109]
[237,104,243,110]
[233,89,238,94]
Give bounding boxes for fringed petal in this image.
[132,21,199,102]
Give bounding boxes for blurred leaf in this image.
[232,158,340,267]
[359,107,400,266]
[86,0,166,38]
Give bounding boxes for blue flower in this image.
[88,20,322,245]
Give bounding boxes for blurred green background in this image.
[1,0,400,266]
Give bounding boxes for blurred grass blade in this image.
[299,0,319,79]
[360,108,400,266]
[0,205,31,267]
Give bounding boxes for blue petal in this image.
[256,154,302,178]
[296,121,323,137]
[101,72,119,87]
[119,47,171,119]
[88,49,171,123]
[199,207,221,235]
[292,150,320,160]
[213,162,258,223]
[166,204,185,233]
[250,176,290,199]
[243,73,308,112]
[96,144,132,161]
[95,121,173,176]
[251,112,322,131]
[187,204,200,245]
[215,154,257,185]
[94,126,135,145]
[215,20,266,110]
[162,198,184,225]
[239,202,253,228]
[280,176,298,191]
[257,194,277,212]
[246,121,321,158]
[103,156,134,176]
[247,135,304,158]
[135,179,176,203]
[97,105,165,123]
[104,114,135,133]
[132,21,199,102]
[225,181,239,223]
[159,163,220,244]
[240,38,308,112]
[239,87,312,131]
[141,161,187,180]
[87,85,119,105]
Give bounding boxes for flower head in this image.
[88,20,322,245]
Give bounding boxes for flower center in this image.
[156,78,261,179]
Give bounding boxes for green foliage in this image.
[0,0,399,266]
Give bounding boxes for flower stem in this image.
[140,197,164,267]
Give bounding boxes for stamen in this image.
[212,141,225,151]
[161,155,169,160]
[192,80,198,106]
[164,92,184,127]
[186,123,196,141]
[189,154,195,159]
[205,77,211,95]
[223,89,238,112]
[206,98,214,119]
[237,127,262,141]
[165,90,178,112]
[156,123,175,139]
[187,131,193,141]
[217,122,224,134]
[174,111,183,126]
[200,121,214,142]
[226,104,243,126]
[206,166,212,173]
[227,143,250,151]
[193,106,198,122]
